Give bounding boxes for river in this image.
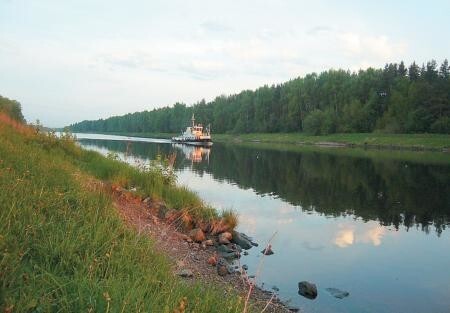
[75,133,450,313]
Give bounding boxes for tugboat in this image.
[172,114,213,146]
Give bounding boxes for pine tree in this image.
[439,59,449,79]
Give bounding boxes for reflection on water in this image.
[76,134,450,313]
[172,143,210,163]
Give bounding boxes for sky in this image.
[1,0,449,127]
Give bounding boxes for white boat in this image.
[172,114,213,146]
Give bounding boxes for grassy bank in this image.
[73,131,450,151]
[213,133,450,150]
[0,115,242,312]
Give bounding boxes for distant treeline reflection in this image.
[79,139,450,235]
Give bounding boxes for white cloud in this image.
[338,32,407,60]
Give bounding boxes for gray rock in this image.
[242,264,248,271]
[228,243,242,252]
[243,251,249,256]
[176,269,193,278]
[219,251,240,260]
[326,287,349,299]
[298,281,317,299]
[271,286,279,292]
[217,244,234,254]
[231,231,252,250]
[287,306,300,312]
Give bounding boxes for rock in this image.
[231,231,252,250]
[217,265,228,276]
[228,243,242,252]
[218,232,232,244]
[325,287,349,299]
[251,242,259,247]
[142,197,151,204]
[204,239,214,246]
[287,306,300,312]
[217,258,234,274]
[261,244,274,255]
[130,187,137,192]
[189,228,206,243]
[227,264,235,274]
[207,255,217,266]
[298,281,317,299]
[272,286,279,292]
[243,251,249,256]
[176,269,193,278]
[219,251,240,260]
[242,264,248,271]
[217,244,234,254]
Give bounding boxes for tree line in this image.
[0,95,25,122]
[70,59,450,134]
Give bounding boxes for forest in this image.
[70,60,450,135]
[0,95,25,123]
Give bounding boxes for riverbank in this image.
[0,115,288,312]
[215,133,450,151]
[73,131,450,152]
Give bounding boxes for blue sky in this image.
[1,0,449,127]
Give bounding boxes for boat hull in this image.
[171,138,213,146]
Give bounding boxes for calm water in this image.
[75,133,450,313]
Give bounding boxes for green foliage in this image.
[431,116,450,134]
[303,110,324,135]
[0,122,244,312]
[0,95,25,122]
[70,59,450,135]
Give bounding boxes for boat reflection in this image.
[172,143,210,163]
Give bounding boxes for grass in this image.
[0,114,243,312]
[213,132,450,150]
[229,141,450,165]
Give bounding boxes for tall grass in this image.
[0,115,243,312]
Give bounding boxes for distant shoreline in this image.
[72,131,450,152]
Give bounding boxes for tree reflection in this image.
[78,139,450,235]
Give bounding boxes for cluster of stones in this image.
[143,198,262,277]
[187,227,259,277]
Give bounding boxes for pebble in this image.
[176,269,193,278]
[204,239,214,246]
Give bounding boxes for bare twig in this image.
[243,231,278,313]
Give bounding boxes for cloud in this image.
[334,227,354,248]
[334,223,387,248]
[338,32,407,60]
[200,21,233,33]
[302,241,325,251]
[307,26,332,35]
[362,226,386,246]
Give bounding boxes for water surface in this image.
[75,133,450,313]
